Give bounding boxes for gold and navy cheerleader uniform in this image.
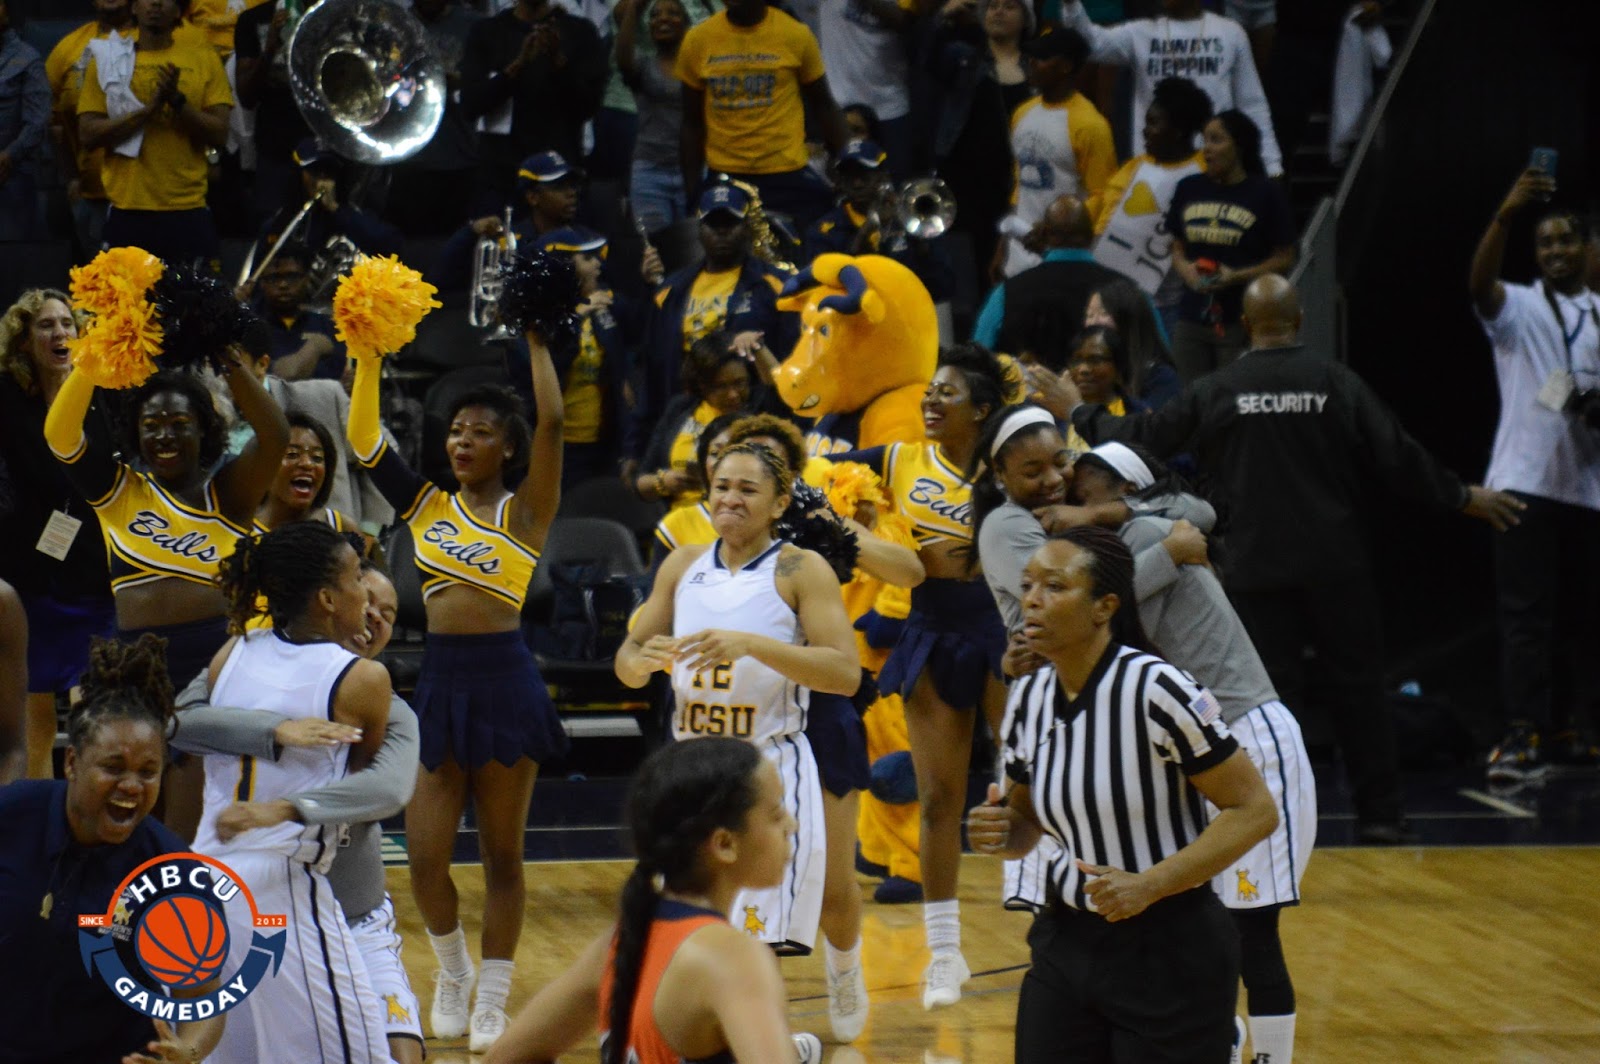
[348,368,568,771]
[651,490,870,801]
[45,370,243,684]
[838,443,1005,710]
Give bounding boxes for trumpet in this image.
[469,208,517,338]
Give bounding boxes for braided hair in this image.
[710,441,794,501]
[216,520,354,633]
[67,634,174,753]
[1051,525,1154,652]
[725,413,807,476]
[605,738,764,1064]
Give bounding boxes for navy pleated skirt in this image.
[413,630,570,771]
[877,579,1006,711]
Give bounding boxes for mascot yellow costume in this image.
[776,254,936,893]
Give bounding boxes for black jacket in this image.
[1070,345,1470,590]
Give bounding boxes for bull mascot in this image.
[776,254,937,902]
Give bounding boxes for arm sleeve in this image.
[828,446,889,477]
[1227,25,1281,177]
[673,30,704,89]
[1056,2,1136,65]
[1130,537,1180,605]
[3,55,50,160]
[459,20,516,119]
[1071,107,1118,198]
[347,357,431,515]
[979,507,1044,606]
[972,282,1005,348]
[77,57,106,115]
[1145,665,1237,774]
[1070,379,1211,458]
[1343,367,1469,511]
[329,206,404,257]
[43,368,120,504]
[1090,158,1135,234]
[284,694,421,825]
[796,24,826,84]
[170,707,286,760]
[1001,672,1040,785]
[558,18,611,120]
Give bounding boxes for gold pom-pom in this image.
[71,299,164,390]
[67,247,167,390]
[871,511,917,550]
[69,247,164,318]
[822,461,891,523]
[333,254,442,361]
[995,353,1028,406]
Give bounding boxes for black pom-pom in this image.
[496,249,580,352]
[151,264,257,372]
[777,481,860,583]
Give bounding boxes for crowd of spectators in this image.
[0,0,1592,793]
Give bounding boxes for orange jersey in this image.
[598,901,734,1064]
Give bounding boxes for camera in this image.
[1564,388,1600,432]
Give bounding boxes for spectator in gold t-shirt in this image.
[77,0,233,268]
[46,0,136,257]
[675,0,848,230]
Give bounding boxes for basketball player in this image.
[485,739,822,1064]
[617,443,861,970]
[171,556,425,1064]
[191,521,393,1064]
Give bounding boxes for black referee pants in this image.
[1015,888,1239,1064]
[1230,577,1401,826]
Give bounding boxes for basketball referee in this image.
[1063,275,1525,843]
[970,527,1277,1063]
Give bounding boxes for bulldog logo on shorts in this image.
[742,905,768,937]
[1236,869,1260,903]
[78,853,286,1022]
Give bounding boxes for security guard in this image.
[1066,274,1525,844]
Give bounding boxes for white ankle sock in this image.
[427,926,473,981]
[475,959,515,1014]
[923,900,960,955]
[1248,1013,1295,1064]
[825,937,861,977]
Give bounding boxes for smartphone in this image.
[1529,147,1559,177]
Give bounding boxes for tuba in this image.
[468,209,517,338]
[887,177,957,241]
[286,0,447,165]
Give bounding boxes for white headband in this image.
[1088,442,1154,490]
[990,407,1058,460]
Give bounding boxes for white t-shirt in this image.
[1058,3,1283,176]
[1477,282,1600,510]
[818,0,911,121]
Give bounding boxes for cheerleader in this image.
[254,413,361,535]
[347,330,567,1050]
[617,444,861,976]
[834,342,1014,1009]
[45,350,288,839]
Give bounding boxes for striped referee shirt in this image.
[1003,644,1239,912]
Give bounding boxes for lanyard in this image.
[1542,283,1599,375]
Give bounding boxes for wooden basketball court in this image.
[388,848,1600,1063]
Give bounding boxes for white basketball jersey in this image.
[672,541,808,743]
[193,630,358,871]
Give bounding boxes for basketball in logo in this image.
[134,893,231,988]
